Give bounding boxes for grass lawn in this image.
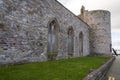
[0,56,110,80]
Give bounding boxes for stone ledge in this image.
[83,56,115,80]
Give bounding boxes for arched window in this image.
[47,19,59,53]
[79,32,83,56]
[67,27,74,55]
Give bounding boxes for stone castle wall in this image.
[0,0,89,64]
[79,10,111,55]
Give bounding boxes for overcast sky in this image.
[58,0,120,49]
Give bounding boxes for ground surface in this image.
[0,56,109,80]
[104,55,120,80]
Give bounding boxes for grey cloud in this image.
[112,41,120,46]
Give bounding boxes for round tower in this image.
[80,9,111,55]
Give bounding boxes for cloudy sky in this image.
[58,0,120,50]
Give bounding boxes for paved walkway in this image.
[104,55,120,80]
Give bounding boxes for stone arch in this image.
[47,18,59,53]
[67,26,74,56]
[79,32,83,56]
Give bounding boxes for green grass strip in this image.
[0,56,109,80]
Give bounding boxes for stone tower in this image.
[79,6,111,55]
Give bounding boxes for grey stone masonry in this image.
[79,7,111,56]
[0,0,89,64]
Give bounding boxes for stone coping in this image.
[83,56,115,80]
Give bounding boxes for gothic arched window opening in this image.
[47,20,59,52]
[67,27,74,56]
[47,19,59,60]
[79,32,83,56]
